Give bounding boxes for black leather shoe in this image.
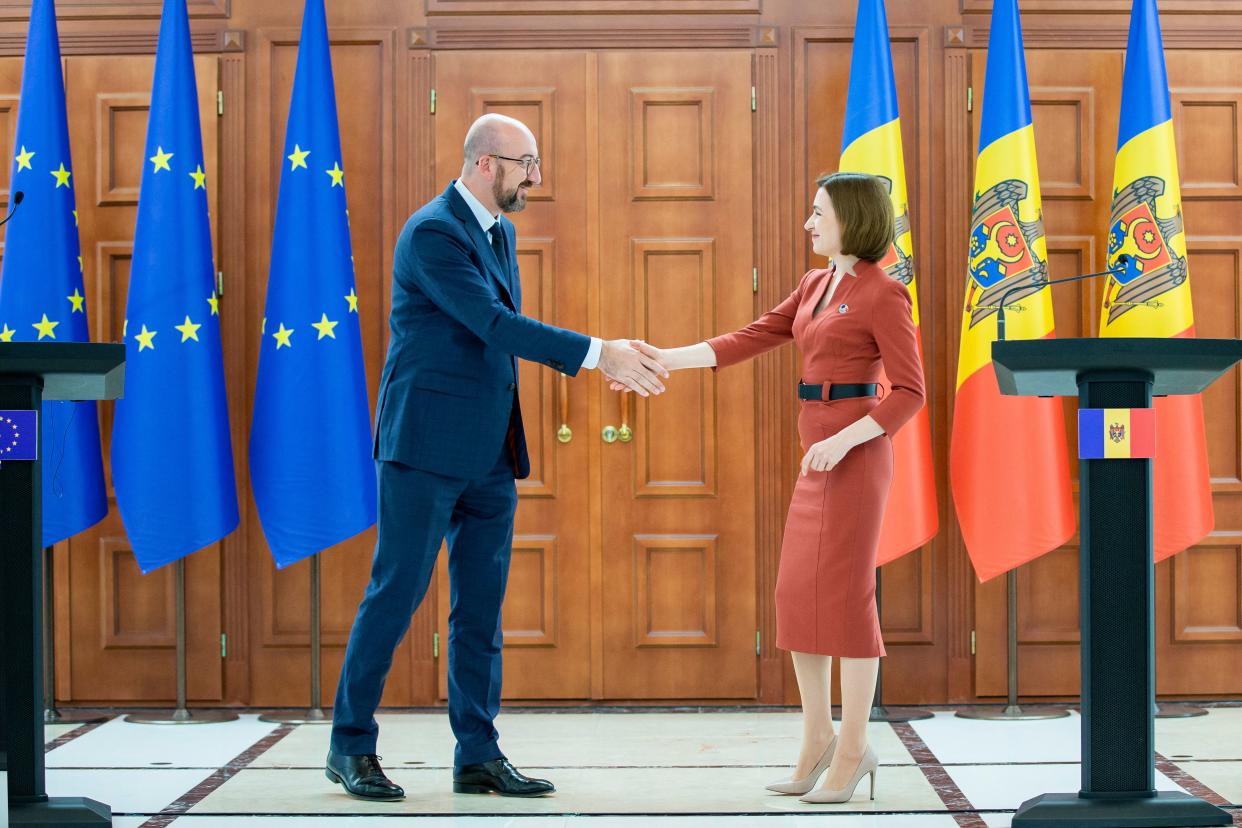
[453,758,555,797]
[325,750,405,800]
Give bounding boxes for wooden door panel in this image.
[598,50,756,700]
[433,50,592,700]
[18,54,226,703]
[245,31,395,709]
[799,31,940,702]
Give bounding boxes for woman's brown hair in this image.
[814,172,895,263]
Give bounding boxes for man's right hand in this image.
[598,339,668,397]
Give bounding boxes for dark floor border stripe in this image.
[44,717,110,753]
[890,721,988,828]
[1155,753,1239,808]
[137,724,295,828]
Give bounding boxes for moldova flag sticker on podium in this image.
[0,410,38,461]
[1079,407,1155,459]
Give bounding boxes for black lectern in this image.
[1,342,123,827]
[993,337,1240,828]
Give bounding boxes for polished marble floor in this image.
[4,705,1239,826]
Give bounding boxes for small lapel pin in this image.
[838,303,850,314]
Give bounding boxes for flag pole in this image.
[42,546,107,725]
[126,559,237,725]
[867,566,932,723]
[957,568,1069,720]
[260,553,329,724]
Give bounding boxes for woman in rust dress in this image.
[621,173,925,804]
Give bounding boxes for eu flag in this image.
[1,410,38,461]
[111,0,237,573]
[0,0,107,546]
[248,0,375,568]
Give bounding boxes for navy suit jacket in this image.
[374,182,591,479]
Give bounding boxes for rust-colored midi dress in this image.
[707,261,926,657]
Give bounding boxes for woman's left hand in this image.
[800,433,854,476]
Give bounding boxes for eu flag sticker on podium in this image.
[1079,408,1155,459]
[0,409,38,461]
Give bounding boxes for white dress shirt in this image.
[453,179,602,370]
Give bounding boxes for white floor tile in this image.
[946,763,1183,812]
[256,711,914,769]
[45,713,277,768]
[1156,708,1242,761]
[190,764,944,815]
[45,767,212,813]
[910,710,1083,764]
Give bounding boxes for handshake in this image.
[598,338,669,397]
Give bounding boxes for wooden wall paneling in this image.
[961,0,1242,14]
[218,50,249,704]
[752,46,788,704]
[45,54,226,704]
[404,49,436,705]
[793,24,944,704]
[426,0,759,16]
[942,44,974,703]
[0,0,229,22]
[245,27,399,708]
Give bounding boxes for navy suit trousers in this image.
[331,441,517,769]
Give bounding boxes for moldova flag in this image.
[838,0,937,564]
[1079,408,1156,459]
[949,0,1075,582]
[1099,0,1212,561]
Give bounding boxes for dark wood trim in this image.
[753,48,785,704]
[219,52,249,705]
[424,25,758,49]
[0,0,228,21]
[960,25,1242,50]
[426,0,759,14]
[962,0,1242,13]
[943,48,975,702]
[406,50,438,705]
[0,28,229,55]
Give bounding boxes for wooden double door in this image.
[431,50,758,700]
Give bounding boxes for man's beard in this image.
[494,175,532,213]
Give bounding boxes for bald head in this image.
[459,113,541,215]
[463,113,536,167]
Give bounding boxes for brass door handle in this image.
[618,390,633,442]
[557,373,572,443]
[604,388,633,444]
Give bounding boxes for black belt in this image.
[797,382,877,401]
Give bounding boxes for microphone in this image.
[996,254,1131,342]
[0,190,24,229]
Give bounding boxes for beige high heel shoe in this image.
[765,736,837,795]
[800,744,878,804]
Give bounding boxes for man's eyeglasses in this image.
[483,154,541,176]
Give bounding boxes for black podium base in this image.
[9,796,112,826]
[1013,791,1231,827]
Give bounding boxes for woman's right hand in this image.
[609,341,665,391]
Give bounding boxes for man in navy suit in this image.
[327,114,668,800]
